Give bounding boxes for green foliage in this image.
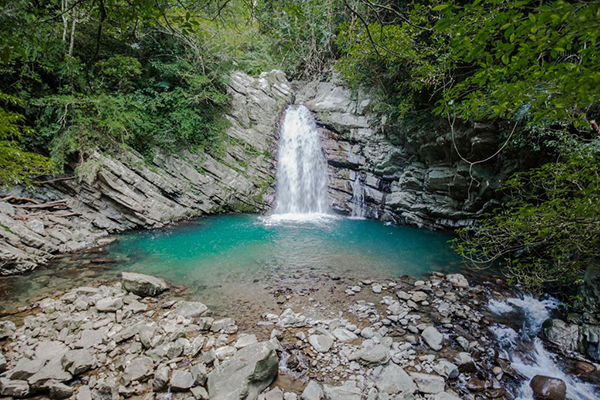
[454,155,600,293]
[254,0,347,78]
[0,92,53,185]
[433,0,600,129]
[0,0,245,179]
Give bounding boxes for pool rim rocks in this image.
[1,271,597,400]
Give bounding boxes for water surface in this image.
[1,214,462,315]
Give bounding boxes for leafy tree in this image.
[454,155,600,294]
[0,92,53,185]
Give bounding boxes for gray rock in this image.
[0,378,29,398]
[122,272,169,296]
[76,385,92,400]
[434,393,461,400]
[332,328,358,342]
[172,301,208,319]
[48,382,74,399]
[0,321,16,339]
[171,369,195,391]
[211,318,238,333]
[360,327,375,339]
[375,364,416,395]
[421,326,444,351]
[353,345,390,365]
[191,363,208,386]
[61,349,94,375]
[277,308,306,328]
[235,334,258,349]
[530,375,566,400]
[153,365,170,391]
[28,359,72,389]
[434,360,459,379]
[302,380,323,400]
[261,387,284,400]
[191,386,209,400]
[26,219,45,235]
[74,327,107,348]
[446,274,469,288]
[8,358,46,380]
[124,356,154,382]
[309,335,334,353]
[0,351,6,371]
[410,372,445,394]
[322,382,362,400]
[96,297,124,312]
[207,341,278,400]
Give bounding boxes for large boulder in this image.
[529,375,566,400]
[122,272,169,297]
[207,341,278,400]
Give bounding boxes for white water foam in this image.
[488,295,598,400]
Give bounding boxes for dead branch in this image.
[1,196,41,204]
[13,200,68,210]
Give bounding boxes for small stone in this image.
[235,334,258,348]
[421,326,444,351]
[0,378,29,398]
[446,274,469,288]
[309,335,334,353]
[375,364,416,395]
[332,328,358,342]
[191,386,209,399]
[361,327,375,339]
[76,385,92,400]
[372,285,382,293]
[48,382,73,399]
[170,369,195,391]
[466,377,486,392]
[153,365,170,391]
[262,387,284,400]
[122,272,169,297]
[62,349,94,375]
[353,345,390,366]
[433,360,459,379]
[529,375,566,400]
[172,301,209,319]
[411,291,427,302]
[410,372,445,394]
[96,297,124,312]
[302,380,323,400]
[215,346,237,360]
[124,356,154,382]
[211,318,238,334]
[0,321,16,340]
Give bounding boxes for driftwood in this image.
[1,195,40,204]
[13,200,68,210]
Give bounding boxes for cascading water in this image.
[272,105,330,218]
[350,172,367,219]
[488,296,598,400]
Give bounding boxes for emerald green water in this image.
[0,214,462,316]
[110,214,461,284]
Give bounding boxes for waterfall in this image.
[273,105,330,217]
[350,172,367,218]
[488,296,598,400]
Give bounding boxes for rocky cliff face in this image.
[1,71,523,274]
[295,76,523,229]
[0,71,292,275]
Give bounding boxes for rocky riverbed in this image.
[1,272,598,400]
